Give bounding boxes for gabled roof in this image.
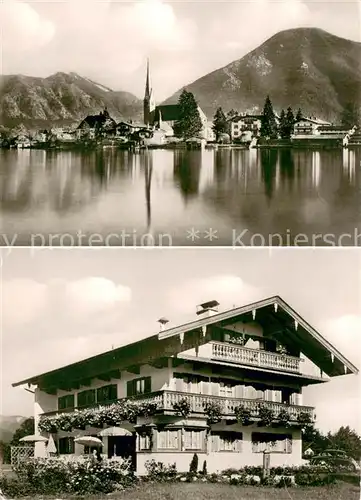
[159,296,358,377]
[12,296,358,390]
[154,104,181,122]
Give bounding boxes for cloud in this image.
[0,0,55,52]
[168,274,263,317]
[64,277,132,315]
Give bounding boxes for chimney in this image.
[157,317,169,332]
[196,300,220,318]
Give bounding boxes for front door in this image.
[107,435,136,469]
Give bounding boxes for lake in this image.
[0,147,360,246]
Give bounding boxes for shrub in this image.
[0,476,35,497]
[235,405,252,425]
[189,453,199,474]
[203,401,222,424]
[12,456,135,495]
[202,460,207,476]
[277,409,291,427]
[144,459,177,481]
[258,404,274,426]
[173,398,191,418]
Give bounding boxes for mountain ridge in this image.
[163,27,361,121]
[0,72,143,129]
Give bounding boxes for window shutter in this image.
[127,380,134,397]
[144,377,151,393]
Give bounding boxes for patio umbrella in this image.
[46,434,57,454]
[98,427,132,437]
[74,436,103,447]
[19,435,48,443]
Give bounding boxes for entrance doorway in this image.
[107,434,136,469]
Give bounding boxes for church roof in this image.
[155,104,181,121]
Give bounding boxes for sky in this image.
[1,247,360,435]
[1,0,360,100]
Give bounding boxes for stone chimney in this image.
[196,300,220,318]
[157,317,169,332]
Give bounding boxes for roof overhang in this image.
[159,296,358,377]
[12,296,358,390]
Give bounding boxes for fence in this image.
[10,446,34,467]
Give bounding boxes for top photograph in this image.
[0,0,360,247]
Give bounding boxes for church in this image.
[143,60,214,142]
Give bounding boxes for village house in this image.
[12,296,357,474]
[292,117,331,138]
[230,114,263,141]
[76,108,116,140]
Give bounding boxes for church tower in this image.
[143,59,155,126]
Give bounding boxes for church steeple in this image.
[143,58,155,126]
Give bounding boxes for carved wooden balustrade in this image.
[211,341,302,372]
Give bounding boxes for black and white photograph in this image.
[0,0,360,499]
[0,0,360,246]
[1,248,361,499]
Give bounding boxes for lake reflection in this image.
[0,147,359,245]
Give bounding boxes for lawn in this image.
[17,482,360,500]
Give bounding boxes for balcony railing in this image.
[211,342,301,373]
[134,390,314,422]
[41,390,315,423]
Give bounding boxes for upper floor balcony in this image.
[210,341,302,373]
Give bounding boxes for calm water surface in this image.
[0,148,360,245]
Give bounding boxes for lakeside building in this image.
[144,61,214,142]
[230,114,263,142]
[13,296,357,474]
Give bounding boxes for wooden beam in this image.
[126,366,141,375]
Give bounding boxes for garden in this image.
[0,453,360,499]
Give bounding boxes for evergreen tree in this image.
[296,108,303,122]
[285,107,295,139]
[212,107,228,142]
[174,90,203,140]
[341,103,360,129]
[279,109,287,139]
[260,95,278,139]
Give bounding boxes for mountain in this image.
[164,28,361,121]
[0,72,143,129]
[0,415,27,443]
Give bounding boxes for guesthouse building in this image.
[12,296,358,474]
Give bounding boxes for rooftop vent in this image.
[196,300,220,317]
[157,317,169,331]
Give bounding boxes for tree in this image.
[296,108,303,122]
[327,426,361,460]
[10,418,35,446]
[341,103,360,129]
[260,95,278,139]
[279,109,287,139]
[174,90,203,140]
[212,107,228,142]
[285,107,295,138]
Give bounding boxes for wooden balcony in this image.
[211,341,302,373]
[41,390,315,423]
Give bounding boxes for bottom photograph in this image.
[1,248,360,499]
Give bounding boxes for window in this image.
[139,433,151,451]
[184,429,204,451]
[219,382,233,397]
[252,433,292,453]
[97,384,117,404]
[77,389,96,407]
[211,432,243,452]
[157,429,179,450]
[58,394,75,410]
[127,377,151,397]
[58,437,74,455]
